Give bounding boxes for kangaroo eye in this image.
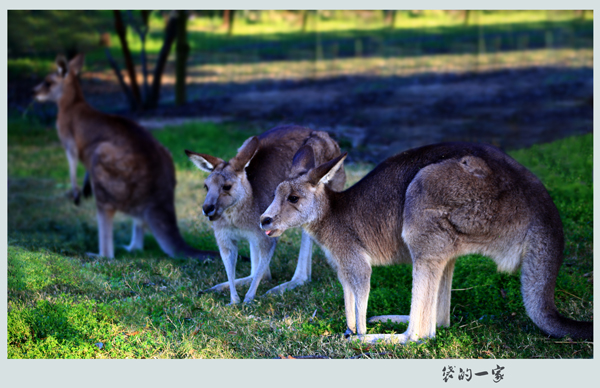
[223,185,232,191]
[287,195,299,204]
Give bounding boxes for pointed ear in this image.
[290,145,315,177]
[185,149,223,173]
[55,55,68,76]
[230,136,259,172]
[68,54,84,76]
[308,152,347,186]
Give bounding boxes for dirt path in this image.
[12,66,592,163]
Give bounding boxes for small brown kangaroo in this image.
[186,126,345,304]
[33,54,219,261]
[260,142,593,342]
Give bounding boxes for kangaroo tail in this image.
[520,228,593,340]
[144,202,219,262]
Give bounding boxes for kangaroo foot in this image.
[122,244,142,253]
[368,315,410,324]
[264,278,308,296]
[345,333,413,344]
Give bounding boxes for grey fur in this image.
[261,142,592,342]
[33,54,217,260]
[186,125,345,304]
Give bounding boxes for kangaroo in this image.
[185,126,345,304]
[260,142,593,343]
[33,54,219,261]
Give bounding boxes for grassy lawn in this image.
[8,10,593,78]
[7,116,593,359]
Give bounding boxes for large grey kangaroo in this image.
[33,54,219,261]
[260,142,593,342]
[185,126,346,304]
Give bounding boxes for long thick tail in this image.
[520,229,593,340]
[144,202,220,262]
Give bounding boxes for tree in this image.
[105,10,181,111]
[223,10,236,36]
[175,10,189,106]
[384,10,397,29]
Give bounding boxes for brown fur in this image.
[261,142,592,342]
[186,126,345,304]
[33,54,218,260]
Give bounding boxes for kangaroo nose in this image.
[203,204,215,216]
[260,217,272,228]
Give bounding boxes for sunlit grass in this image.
[184,10,592,35]
[186,48,593,85]
[7,116,593,359]
[8,10,592,80]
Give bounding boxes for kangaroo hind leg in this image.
[436,258,457,327]
[124,218,146,252]
[362,257,449,344]
[88,206,116,259]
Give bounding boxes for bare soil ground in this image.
[11,65,593,163]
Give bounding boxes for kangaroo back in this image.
[34,54,219,260]
[261,141,593,342]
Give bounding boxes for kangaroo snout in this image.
[260,216,273,228]
[203,203,216,216]
[259,215,281,237]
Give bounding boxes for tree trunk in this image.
[113,10,141,107]
[145,12,179,110]
[139,10,151,100]
[385,10,397,29]
[104,48,137,111]
[301,10,310,32]
[464,10,471,26]
[175,10,189,106]
[223,10,236,36]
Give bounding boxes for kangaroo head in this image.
[33,54,84,103]
[185,136,259,221]
[260,145,347,237]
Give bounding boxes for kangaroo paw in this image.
[122,244,143,253]
[368,315,410,324]
[203,280,235,294]
[72,188,81,206]
[347,333,413,344]
[264,279,308,296]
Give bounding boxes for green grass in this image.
[7,116,593,358]
[7,10,593,78]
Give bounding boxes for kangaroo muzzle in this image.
[260,216,272,228]
[203,203,216,217]
[259,215,281,237]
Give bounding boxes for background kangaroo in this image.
[186,126,345,304]
[260,142,593,343]
[33,54,219,260]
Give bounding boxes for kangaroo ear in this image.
[68,54,85,76]
[290,145,315,177]
[308,152,347,186]
[185,150,223,173]
[55,55,68,76]
[230,136,259,172]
